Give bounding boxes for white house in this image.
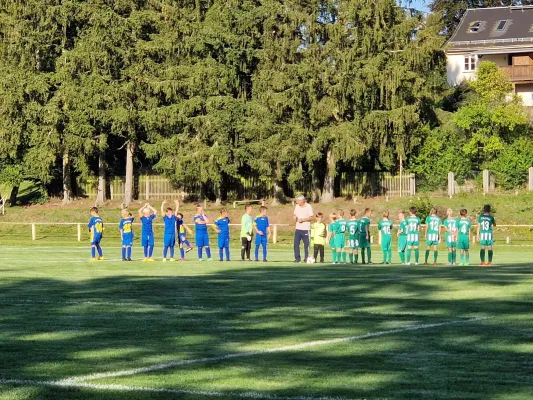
[446,6,533,108]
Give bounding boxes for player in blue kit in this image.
[119,209,134,261]
[161,200,180,262]
[254,206,271,262]
[138,203,157,262]
[88,207,104,261]
[194,204,213,261]
[213,208,231,261]
[176,212,194,261]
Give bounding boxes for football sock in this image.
[255,245,260,260]
[170,247,174,258]
[122,247,126,259]
[414,249,420,263]
[399,252,405,263]
[91,247,96,258]
[349,254,354,263]
[447,252,452,263]
[466,253,470,264]
[198,247,203,259]
[148,246,154,258]
[342,252,346,263]
[433,251,438,263]
[183,239,191,248]
[406,249,412,263]
[354,253,359,263]
[425,250,430,263]
[488,250,493,262]
[205,247,211,259]
[163,246,168,258]
[96,245,103,258]
[127,247,132,259]
[241,247,246,260]
[331,250,337,263]
[460,253,464,264]
[361,250,366,264]
[225,246,230,260]
[480,249,485,262]
[262,244,267,260]
[388,249,392,263]
[144,246,148,258]
[382,251,387,263]
[367,248,372,263]
[219,248,224,261]
[180,248,185,258]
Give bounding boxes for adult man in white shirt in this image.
[293,195,314,262]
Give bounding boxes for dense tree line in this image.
[0,1,531,205]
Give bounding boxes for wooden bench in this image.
[233,199,265,209]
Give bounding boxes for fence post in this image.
[483,169,490,194]
[448,172,455,198]
[410,174,416,196]
[145,175,150,200]
[378,230,381,245]
[370,235,374,244]
[31,224,36,241]
[529,167,533,191]
[77,223,81,242]
[273,225,278,244]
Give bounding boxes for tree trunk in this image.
[9,186,19,206]
[62,149,72,204]
[96,148,106,205]
[271,162,285,206]
[124,141,135,208]
[311,162,321,203]
[215,183,222,206]
[321,148,335,203]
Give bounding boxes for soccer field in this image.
[0,245,531,400]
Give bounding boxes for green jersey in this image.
[405,215,421,243]
[398,220,408,237]
[359,217,371,238]
[443,218,458,235]
[346,219,360,239]
[478,214,496,242]
[329,221,340,236]
[337,218,347,236]
[378,219,393,238]
[457,218,472,238]
[425,215,441,242]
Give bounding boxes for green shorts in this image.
[398,236,407,252]
[381,237,392,251]
[358,236,370,249]
[458,236,470,250]
[445,234,457,249]
[332,235,345,249]
[406,240,419,247]
[480,239,494,247]
[348,238,359,249]
[426,240,439,247]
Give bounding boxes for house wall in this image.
[446,53,509,86]
[516,84,533,107]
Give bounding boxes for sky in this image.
[406,0,431,12]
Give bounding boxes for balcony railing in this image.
[500,65,533,81]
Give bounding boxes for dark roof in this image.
[447,6,533,52]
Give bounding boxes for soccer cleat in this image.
[263,259,267,262]
[255,259,260,262]
[180,258,185,261]
[163,259,167,262]
[424,262,428,265]
[487,262,492,266]
[219,260,224,262]
[479,262,485,266]
[147,258,155,262]
[186,247,193,253]
[198,259,204,262]
[143,258,148,262]
[90,258,98,262]
[122,258,127,262]
[415,263,419,266]
[127,258,132,261]
[170,258,175,262]
[207,258,214,262]
[226,259,231,262]
[98,257,105,261]
[433,262,437,266]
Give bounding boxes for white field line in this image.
[61,316,489,383]
[0,378,363,400]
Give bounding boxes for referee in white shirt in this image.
[293,195,314,262]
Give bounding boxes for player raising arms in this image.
[88,207,104,261]
[442,208,458,265]
[477,204,496,266]
[405,206,421,266]
[397,211,407,265]
[457,209,472,266]
[336,210,347,264]
[194,204,213,262]
[346,209,360,264]
[378,210,393,264]
[424,208,441,266]
[139,203,157,262]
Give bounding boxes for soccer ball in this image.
[307,257,316,264]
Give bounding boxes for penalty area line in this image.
[0,378,364,400]
[61,316,490,383]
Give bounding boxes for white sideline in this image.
[0,378,360,400]
[61,316,489,383]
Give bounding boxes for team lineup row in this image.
[311,205,496,266]
[86,201,271,262]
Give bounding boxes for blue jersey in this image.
[140,214,156,237]
[254,215,270,235]
[177,217,186,234]
[214,216,230,236]
[163,215,177,235]
[194,214,208,234]
[88,216,104,236]
[119,217,134,236]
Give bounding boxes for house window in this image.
[469,21,482,32]
[495,20,507,31]
[464,55,477,71]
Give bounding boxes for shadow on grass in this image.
[0,263,531,399]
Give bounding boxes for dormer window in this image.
[469,21,482,32]
[495,20,508,31]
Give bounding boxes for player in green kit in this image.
[336,210,347,264]
[378,210,393,264]
[442,208,458,265]
[397,211,407,264]
[405,206,421,265]
[477,204,496,266]
[457,208,472,266]
[346,209,360,264]
[326,213,341,264]
[424,208,441,266]
[359,208,372,264]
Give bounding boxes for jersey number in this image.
[349,225,356,235]
[430,221,439,231]
[382,226,391,235]
[481,221,490,231]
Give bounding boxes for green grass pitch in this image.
[0,244,531,400]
